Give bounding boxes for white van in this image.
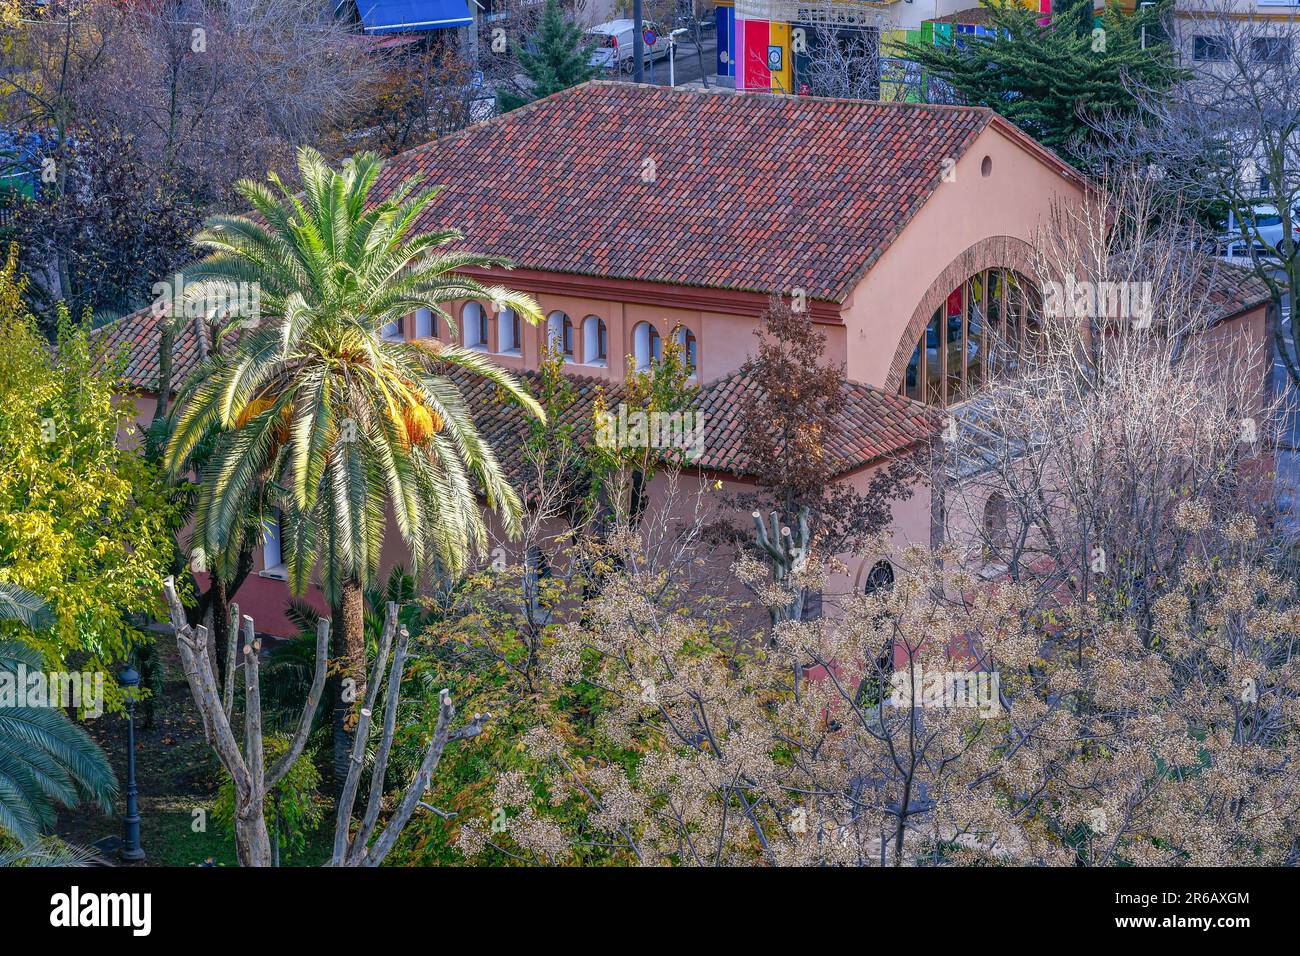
[586,19,675,73]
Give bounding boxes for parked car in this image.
[585,19,676,73]
[1222,202,1300,258]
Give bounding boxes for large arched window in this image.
[900,269,1039,407]
[674,325,698,375]
[463,302,489,350]
[632,321,661,371]
[547,311,574,358]
[498,307,521,354]
[582,316,607,365]
[414,307,437,339]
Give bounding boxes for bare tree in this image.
[2,0,378,203]
[1094,1,1300,391]
[162,578,488,866]
[801,23,881,99]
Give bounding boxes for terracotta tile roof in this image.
[373,81,997,303]
[1195,260,1273,325]
[90,306,205,394]
[927,7,995,25]
[450,367,937,484]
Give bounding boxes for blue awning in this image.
[358,0,472,32]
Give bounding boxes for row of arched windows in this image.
[398,302,698,375]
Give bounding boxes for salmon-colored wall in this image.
[118,125,1095,635]
[840,125,1087,389]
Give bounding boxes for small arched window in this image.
[498,307,521,354]
[633,322,661,370]
[674,325,698,375]
[983,492,1009,552]
[414,307,437,338]
[582,316,608,365]
[463,302,489,350]
[546,311,573,357]
[863,560,895,596]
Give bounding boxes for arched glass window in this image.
[582,316,607,365]
[898,269,1037,408]
[414,307,437,339]
[863,560,895,595]
[463,302,489,350]
[632,321,661,370]
[498,307,521,354]
[674,325,698,374]
[547,311,573,357]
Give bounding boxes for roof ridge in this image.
[583,78,999,116]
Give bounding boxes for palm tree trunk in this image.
[331,580,367,791]
[210,574,230,687]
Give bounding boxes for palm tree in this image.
[165,147,544,773]
[0,584,117,846]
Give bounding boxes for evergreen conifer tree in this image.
[903,0,1183,165]
[497,0,600,113]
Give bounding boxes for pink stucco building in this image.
[97,82,1271,635]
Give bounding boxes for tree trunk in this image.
[234,797,273,867]
[210,575,230,688]
[332,580,367,790]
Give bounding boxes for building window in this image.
[379,317,403,342]
[900,269,1037,408]
[945,285,964,401]
[1252,37,1290,64]
[499,307,521,354]
[582,316,607,365]
[260,512,287,580]
[523,545,552,625]
[546,311,573,358]
[414,307,437,338]
[967,272,985,394]
[863,560,895,595]
[674,325,698,375]
[464,302,489,350]
[1193,35,1229,62]
[983,492,1009,554]
[632,321,661,370]
[904,339,922,402]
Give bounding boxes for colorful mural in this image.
[716,2,793,92]
[714,0,1056,100]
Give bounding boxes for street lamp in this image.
[1140,1,1154,50]
[633,0,644,83]
[118,663,145,863]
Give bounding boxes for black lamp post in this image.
[118,663,145,863]
[633,0,644,83]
